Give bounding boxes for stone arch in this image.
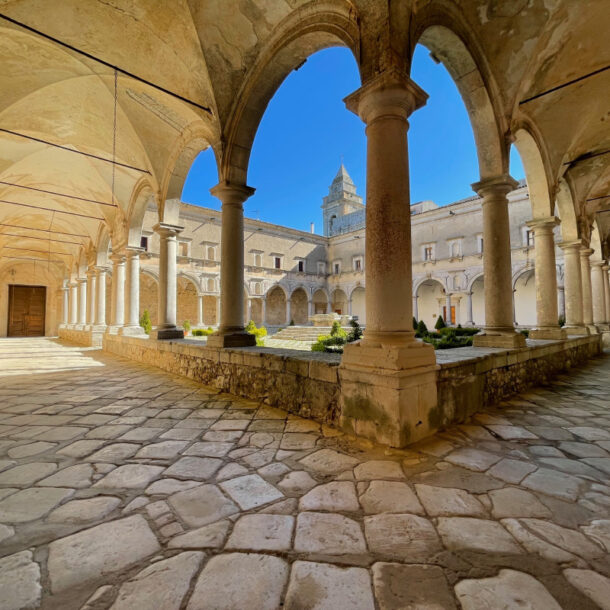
[220,2,360,184]
[203,296,218,327]
[265,285,287,326]
[127,176,158,249]
[331,288,348,315]
[350,286,366,325]
[416,278,446,329]
[139,269,158,326]
[312,288,330,314]
[466,272,485,293]
[412,14,508,178]
[470,275,485,327]
[177,274,199,327]
[555,178,580,243]
[513,267,536,327]
[95,225,112,267]
[290,287,309,325]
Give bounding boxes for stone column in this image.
[603,265,610,323]
[247,298,253,324]
[558,241,588,334]
[151,224,184,340]
[262,298,267,326]
[445,293,452,326]
[527,217,565,340]
[455,298,461,326]
[197,294,204,327]
[207,182,256,348]
[69,282,78,325]
[77,277,87,328]
[348,297,353,317]
[580,247,596,333]
[61,284,69,327]
[108,253,125,333]
[557,286,565,321]
[94,267,107,328]
[339,69,437,448]
[216,297,221,327]
[412,296,418,321]
[472,176,525,348]
[591,261,606,326]
[308,298,314,320]
[120,247,145,336]
[465,292,474,326]
[286,297,291,326]
[87,269,97,329]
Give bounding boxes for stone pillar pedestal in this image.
[150,224,184,340]
[207,183,256,348]
[527,217,565,340]
[472,176,526,348]
[559,241,589,335]
[93,267,107,331]
[580,247,597,333]
[339,70,438,448]
[120,247,146,336]
[591,261,607,327]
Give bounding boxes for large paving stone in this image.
[563,568,610,610]
[364,514,442,560]
[0,487,74,523]
[455,569,561,609]
[226,514,294,551]
[169,484,239,527]
[437,517,523,554]
[415,484,486,517]
[372,563,456,610]
[48,496,121,523]
[7,441,56,458]
[445,448,502,472]
[187,553,289,610]
[487,458,537,484]
[299,481,359,512]
[521,467,584,501]
[47,515,160,592]
[0,550,41,610]
[581,519,610,552]
[360,481,424,515]
[0,461,57,485]
[220,474,283,510]
[134,440,189,459]
[93,464,164,489]
[168,520,230,549]
[488,488,552,519]
[37,463,94,488]
[299,448,359,474]
[278,470,318,494]
[284,561,375,610]
[164,456,223,480]
[111,551,204,610]
[354,460,405,480]
[86,443,139,461]
[294,512,366,555]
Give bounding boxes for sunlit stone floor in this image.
[0,338,608,609]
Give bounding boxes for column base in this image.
[119,325,147,337]
[563,325,590,336]
[338,340,438,448]
[207,330,256,348]
[595,323,610,332]
[473,330,526,348]
[586,325,599,335]
[529,327,566,340]
[150,327,185,340]
[105,326,122,335]
[91,324,107,333]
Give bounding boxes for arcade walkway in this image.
[0,339,608,609]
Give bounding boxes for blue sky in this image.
[182,46,524,232]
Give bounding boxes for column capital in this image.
[591,260,605,268]
[77,277,87,284]
[125,245,145,255]
[471,175,519,198]
[580,247,595,259]
[526,216,560,232]
[558,239,583,252]
[94,265,108,274]
[153,222,184,238]
[602,264,609,272]
[109,252,125,264]
[210,182,255,206]
[344,68,428,125]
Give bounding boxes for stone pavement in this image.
[0,338,608,609]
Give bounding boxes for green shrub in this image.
[139,310,152,335]
[289,319,295,326]
[347,319,363,342]
[435,315,446,330]
[413,317,418,330]
[454,326,480,336]
[415,320,428,337]
[558,316,565,327]
[245,320,267,341]
[192,327,215,336]
[520,329,530,337]
[330,321,347,338]
[183,320,191,334]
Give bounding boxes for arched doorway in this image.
[177,276,199,327]
[416,279,445,329]
[139,272,158,326]
[290,288,308,325]
[266,286,287,326]
[351,286,366,324]
[312,289,328,315]
[331,288,348,315]
[514,269,536,327]
[471,276,485,327]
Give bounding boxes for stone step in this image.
[272,326,352,342]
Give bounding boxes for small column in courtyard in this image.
[603,265,610,323]
[197,294,204,327]
[471,176,526,348]
[262,298,267,326]
[455,298,461,326]
[61,283,69,327]
[580,247,596,333]
[308,298,314,320]
[339,69,437,448]
[590,261,607,328]
[94,267,107,329]
[558,241,588,335]
[465,292,474,326]
[69,282,78,326]
[207,183,255,347]
[527,217,565,340]
[120,247,145,336]
[216,297,221,327]
[348,297,353,317]
[445,293,452,326]
[412,295,418,321]
[247,298,253,324]
[108,253,126,334]
[77,276,87,328]
[86,268,96,329]
[558,286,566,321]
[150,224,184,340]
[285,298,291,326]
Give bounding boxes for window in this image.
[317,261,326,275]
[207,246,215,261]
[274,256,282,269]
[353,256,363,272]
[297,259,305,272]
[179,241,189,257]
[140,236,148,251]
[477,234,484,254]
[254,282,262,295]
[333,261,341,275]
[423,245,434,261]
[526,229,534,247]
[207,278,215,292]
[449,240,461,258]
[254,253,262,267]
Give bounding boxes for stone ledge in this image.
[58,327,104,348]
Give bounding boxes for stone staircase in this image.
[271,325,351,342]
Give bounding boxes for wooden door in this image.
[7,285,46,337]
[443,305,456,325]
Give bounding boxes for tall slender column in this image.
[465,292,474,326]
[262,298,267,326]
[558,241,588,334]
[108,253,125,333]
[286,297,291,325]
[445,293,452,326]
[580,247,596,332]
[339,69,437,449]
[120,247,145,335]
[61,284,69,326]
[87,269,97,328]
[412,296,418,321]
[69,282,78,325]
[151,224,184,340]
[94,267,107,328]
[348,297,353,316]
[602,263,610,324]
[455,298,461,326]
[591,261,606,326]
[308,298,314,319]
[197,294,204,327]
[216,297,221,327]
[247,298,253,324]
[557,286,565,321]
[207,183,256,347]
[528,217,565,339]
[472,176,525,348]
[77,277,87,327]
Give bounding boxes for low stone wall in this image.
[58,326,104,348]
[103,335,342,426]
[435,335,602,427]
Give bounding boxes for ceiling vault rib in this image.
[519,65,610,104]
[1,246,72,256]
[0,128,150,174]
[563,149,610,167]
[0,13,213,115]
[0,181,117,207]
[0,199,104,221]
[0,231,83,245]
[0,223,89,238]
